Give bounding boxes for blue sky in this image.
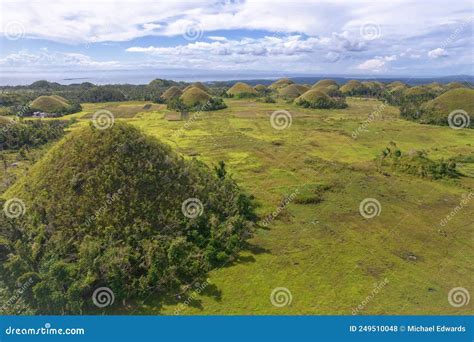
[0,0,473,84]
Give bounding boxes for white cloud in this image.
[356,54,399,72]
[384,55,397,61]
[0,0,471,43]
[0,50,120,70]
[357,59,386,72]
[208,36,227,41]
[0,0,471,76]
[428,48,449,58]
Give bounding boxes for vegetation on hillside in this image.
[0,123,256,313]
[29,95,82,115]
[295,89,347,109]
[0,119,72,151]
[226,82,258,98]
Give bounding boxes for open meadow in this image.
[10,96,468,315]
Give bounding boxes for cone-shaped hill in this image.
[180,86,211,106]
[1,123,255,312]
[160,86,183,101]
[183,81,210,93]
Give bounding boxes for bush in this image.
[295,97,347,109]
[167,97,227,112]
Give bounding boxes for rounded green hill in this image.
[340,80,363,94]
[420,88,474,127]
[1,122,255,312]
[295,89,347,109]
[226,82,257,97]
[183,82,210,93]
[312,79,338,88]
[278,84,304,99]
[269,78,294,89]
[30,95,77,114]
[161,86,183,101]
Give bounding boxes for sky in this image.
[0,0,473,84]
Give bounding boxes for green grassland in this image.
[4,97,473,315]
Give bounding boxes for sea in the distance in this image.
[1,70,472,86]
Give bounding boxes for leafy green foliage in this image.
[295,96,347,109]
[167,97,227,112]
[0,120,72,150]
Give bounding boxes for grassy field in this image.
[4,97,473,315]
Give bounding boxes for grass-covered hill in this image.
[295,88,347,109]
[183,82,210,94]
[29,95,81,115]
[419,88,474,127]
[312,79,338,88]
[254,84,267,92]
[160,86,183,101]
[180,87,211,106]
[269,78,294,90]
[278,84,305,99]
[340,80,363,95]
[226,82,257,98]
[0,122,256,313]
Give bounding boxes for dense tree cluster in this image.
[0,120,72,150]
